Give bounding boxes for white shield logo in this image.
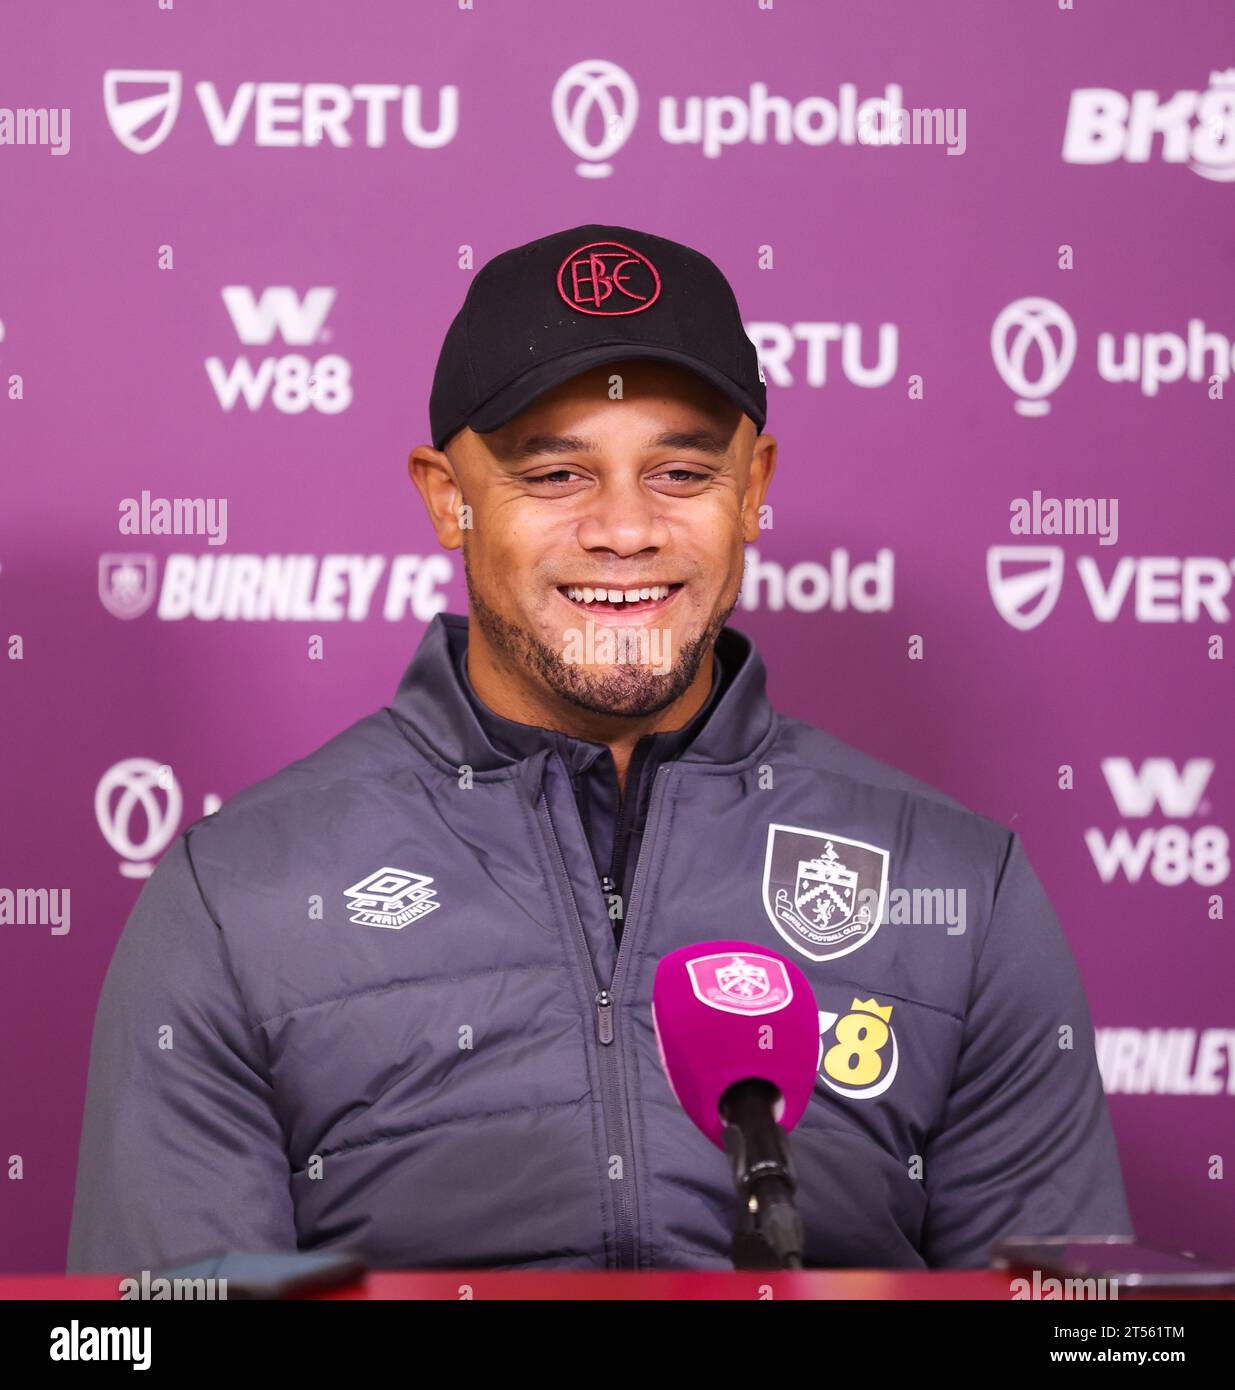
[986,545,1064,631]
[104,69,183,154]
[762,824,889,963]
[98,554,157,620]
[686,951,792,1017]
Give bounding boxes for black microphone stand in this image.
[720,1078,805,1270]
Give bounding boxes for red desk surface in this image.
[1,1270,1228,1300]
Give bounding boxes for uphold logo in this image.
[104,70,182,154]
[991,297,1077,416]
[95,758,184,879]
[552,59,639,179]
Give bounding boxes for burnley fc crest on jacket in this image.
[762,823,889,962]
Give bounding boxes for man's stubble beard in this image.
[462,544,737,719]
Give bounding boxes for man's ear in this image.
[408,445,466,549]
[742,433,777,544]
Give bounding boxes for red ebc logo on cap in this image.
[557,240,662,316]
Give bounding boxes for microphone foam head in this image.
[652,939,820,1148]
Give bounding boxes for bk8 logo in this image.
[817,996,898,1100]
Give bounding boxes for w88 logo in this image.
[206,352,353,414]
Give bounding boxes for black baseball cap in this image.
[428,223,767,451]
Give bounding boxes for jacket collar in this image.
[387,612,774,774]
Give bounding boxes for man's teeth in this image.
[564,584,674,605]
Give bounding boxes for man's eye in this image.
[524,467,707,486]
[526,470,580,485]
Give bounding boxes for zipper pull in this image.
[595,989,615,1045]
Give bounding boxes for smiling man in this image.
[412,354,770,786]
[68,224,1133,1275]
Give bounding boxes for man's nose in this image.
[574,475,672,556]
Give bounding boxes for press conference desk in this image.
[2,1271,1229,1300]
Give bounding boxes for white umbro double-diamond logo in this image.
[344,866,440,929]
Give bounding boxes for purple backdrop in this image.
[1,0,1232,1272]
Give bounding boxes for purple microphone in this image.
[652,940,820,1269]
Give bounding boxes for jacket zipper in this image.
[537,759,677,1270]
[610,763,675,1003]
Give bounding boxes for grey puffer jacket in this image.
[67,612,1133,1272]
